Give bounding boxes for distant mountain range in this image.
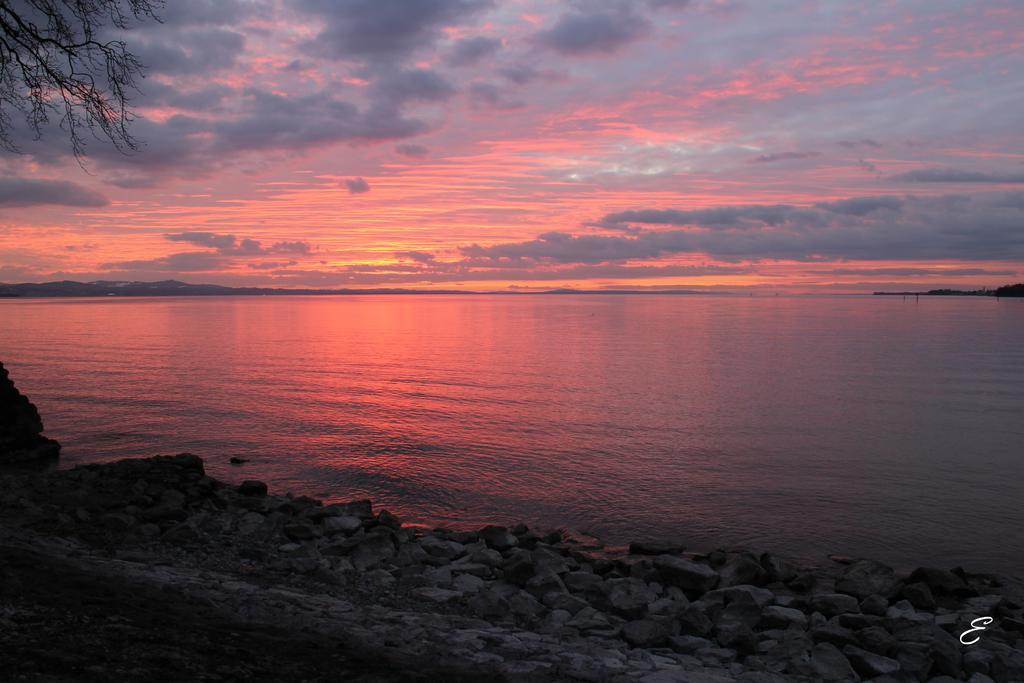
[0,280,721,298]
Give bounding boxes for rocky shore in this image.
[0,361,60,463]
[1,454,1022,682]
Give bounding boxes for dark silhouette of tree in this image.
[995,283,1024,298]
[0,0,161,158]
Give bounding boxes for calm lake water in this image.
[2,295,1022,573]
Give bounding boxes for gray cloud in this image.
[814,196,903,216]
[395,143,430,158]
[372,69,455,105]
[837,139,882,149]
[808,267,1016,277]
[297,0,493,63]
[0,177,108,208]
[130,27,245,76]
[468,192,1024,263]
[104,251,230,272]
[345,177,371,194]
[165,232,311,255]
[395,250,436,263]
[445,36,501,67]
[750,151,820,163]
[535,8,650,56]
[892,168,1024,183]
[497,64,542,84]
[468,83,525,110]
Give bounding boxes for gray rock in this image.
[623,619,669,647]
[894,642,931,681]
[928,628,962,677]
[411,586,462,603]
[963,647,993,676]
[565,570,606,594]
[855,625,897,656]
[468,546,503,567]
[323,515,362,535]
[715,600,760,653]
[283,522,317,541]
[101,512,136,531]
[419,535,465,560]
[989,641,1024,682]
[531,547,571,575]
[654,555,720,593]
[452,572,485,593]
[423,565,453,587]
[760,552,798,584]
[524,570,566,598]
[393,542,428,566]
[678,604,713,637]
[900,582,936,611]
[809,642,858,682]
[468,585,511,619]
[908,566,967,595]
[707,584,774,609]
[502,552,536,586]
[237,480,268,497]
[719,553,766,587]
[543,591,589,615]
[811,620,857,648]
[859,593,888,616]
[842,644,900,678]
[667,635,714,654]
[479,525,518,551]
[349,533,396,570]
[787,571,816,592]
[835,559,898,599]
[810,593,861,617]
[761,605,808,630]
[567,606,611,631]
[509,590,546,620]
[606,577,657,618]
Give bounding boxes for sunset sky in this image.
[1,0,1023,291]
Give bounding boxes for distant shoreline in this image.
[0,280,729,298]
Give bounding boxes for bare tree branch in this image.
[0,0,161,159]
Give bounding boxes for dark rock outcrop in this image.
[0,362,60,463]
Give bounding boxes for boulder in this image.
[809,642,859,682]
[0,361,60,462]
[605,577,657,618]
[323,515,363,535]
[842,645,900,678]
[809,593,861,617]
[479,525,518,551]
[349,532,397,570]
[900,582,936,611]
[835,559,898,599]
[760,552,798,583]
[622,619,669,647]
[719,552,767,587]
[761,605,807,630]
[855,625,897,656]
[237,480,268,497]
[908,566,968,595]
[654,555,720,593]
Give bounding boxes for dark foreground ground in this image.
[1,454,1022,682]
[0,545,421,682]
